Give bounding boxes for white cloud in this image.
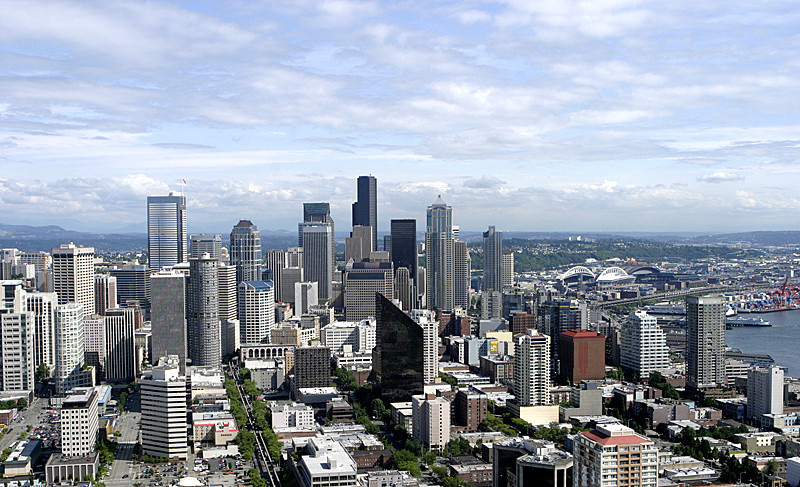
[697,171,744,183]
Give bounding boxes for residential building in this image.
[52,243,94,312]
[54,303,86,394]
[453,238,470,310]
[93,274,117,315]
[686,295,726,391]
[502,250,514,288]
[0,281,34,391]
[412,394,451,451]
[573,423,658,487]
[454,390,488,432]
[321,320,376,354]
[147,193,187,271]
[217,264,238,322]
[748,365,784,423]
[621,310,670,379]
[494,437,573,487]
[25,292,57,371]
[514,330,551,407]
[141,357,188,459]
[230,220,262,283]
[238,280,275,345]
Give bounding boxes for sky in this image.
[1,0,800,234]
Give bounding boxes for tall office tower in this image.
[390,219,417,280]
[83,315,105,368]
[299,203,335,275]
[141,357,188,459]
[147,193,187,271]
[109,264,151,314]
[412,309,439,385]
[573,424,658,487]
[300,222,333,302]
[25,292,57,371]
[103,307,136,383]
[93,274,118,315]
[150,270,187,372]
[293,345,331,390]
[482,226,503,292]
[287,246,303,267]
[372,293,424,401]
[539,300,587,374]
[190,234,222,260]
[343,261,394,321]
[265,250,287,301]
[412,394,451,451]
[620,310,669,379]
[513,329,551,407]
[52,243,94,312]
[453,239,470,309]
[345,225,374,263]
[238,281,275,345]
[394,267,413,312]
[217,264,238,322]
[425,197,454,311]
[352,175,378,249]
[559,330,606,385]
[747,365,784,422]
[295,282,318,315]
[416,267,426,309]
[60,388,99,456]
[502,250,514,288]
[685,295,726,392]
[20,251,51,292]
[0,281,35,391]
[230,220,262,283]
[187,254,221,368]
[54,303,86,394]
[281,267,303,304]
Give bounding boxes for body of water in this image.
[726,309,800,377]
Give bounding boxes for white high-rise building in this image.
[0,281,34,391]
[60,387,99,456]
[54,303,87,394]
[621,310,670,379]
[147,193,187,272]
[502,250,514,288]
[52,243,94,313]
[83,315,106,368]
[514,329,551,407]
[412,394,451,451]
[321,320,376,354]
[25,292,57,372]
[230,220,262,283]
[295,282,318,315]
[141,356,188,459]
[217,264,238,322]
[686,295,726,391]
[748,365,784,423]
[573,423,658,487]
[411,309,439,385]
[237,281,275,345]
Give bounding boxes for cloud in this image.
[697,171,744,183]
[464,176,505,189]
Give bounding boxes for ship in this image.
[725,316,771,329]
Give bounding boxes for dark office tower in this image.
[539,300,587,374]
[264,250,287,302]
[509,313,537,335]
[299,203,335,275]
[189,234,222,260]
[294,345,331,390]
[150,270,187,372]
[390,219,417,281]
[372,293,424,402]
[109,264,151,315]
[230,220,262,284]
[394,266,413,312]
[300,223,333,302]
[352,175,377,249]
[103,307,136,383]
[686,295,726,392]
[482,226,503,292]
[147,193,187,272]
[187,254,221,368]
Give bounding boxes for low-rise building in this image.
[733,432,785,454]
[493,437,573,487]
[271,402,315,429]
[295,436,357,487]
[192,411,238,446]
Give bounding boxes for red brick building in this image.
[509,313,536,335]
[559,330,606,385]
[454,390,488,432]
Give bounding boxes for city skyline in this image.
[2,1,800,233]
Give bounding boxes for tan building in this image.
[192,412,239,446]
[573,424,658,487]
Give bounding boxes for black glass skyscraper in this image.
[372,293,424,402]
[390,219,417,281]
[352,175,377,248]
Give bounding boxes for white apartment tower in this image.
[748,365,784,422]
[147,193,187,271]
[411,309,439,385]
[237,280,275,345]
[54,303,86,394]
[621,310,670,379]
[60,388,99,456]
[26,292,57,371]
[412,394,451,452]
[52,243,94,312]
[0,281,35,391]
[514,329,551,406]
[141,357,188,459]
[573,424,658,487]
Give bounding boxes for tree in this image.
[370,398,387,418]
[35,363,49,383]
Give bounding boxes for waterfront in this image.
[726,309,800,377]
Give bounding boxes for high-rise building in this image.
[494,438,573,487]
[94,274,117,315]
[20,251,51,292]
[513,329,551,407]
[0,281,35,391]
[281,267,303,304]
[411,309,439,385]
[344,261,394,321]
[141,357,188,459]
[60,387,99,456]
[187,254,221,367]
[372,293,424,401]
[482,226,503,292]
[502,250,514,288]
[52,243,94,312]
[539,300,587,374]
[620,310,669,379]
[412,394,451,451]
[390,219,417,283]
[190,234,222,260]
[238,281,275,345]
[685,295,726,391]
[299,203,335,273]
[25,292,57,372]
[150,270,187,372]
[559,330,605,385]
[573,424,658,487]
[217,264,238,322]
[352,175,377,249]
[230,220,262,283]
[747,365,784,423]
[453,238,470,309]
[147,193,187,271]
[265,250,287,301]
[454,390,488,432]
[108,264,151,315]
[293,345,331,391]
[345,225,374,263]
[104,307,136,383]
[300,222,333,302]
[54,303,86,394]
[83,314,105,369]
[394,267,413,312]
[425,197,455,311]
[295,282,318,315]
[509,313,537,335]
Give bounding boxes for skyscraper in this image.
[539,300,587,374]
[238,280,275,345]
[352,175,377,249]
[94,274,117,315]
[52,243,95,312]
[513,329,551,407]
[343,261,394,321]
[482,226,503,292]
[54,302,86,394]
[147,193,187,271]
[453,238,470,309]
[299,203,335,273]
[264,250,287,301]
[390,219,417,281]
[372,293,424,401]
[345,225,374,263]
[685,295,726,392]
[141,357,188,460]
[187,254,221,367]
[150,270,187,371]
[190,234,222,260]
[502,250,514,288]
[300,222,333,302]
[108,264,151,314]
[25,292,57,372]
[103,307,136,383]
[230,220,262,283]
[747,365,784,423]
[0,281,35,391]
[620,310,669,379]
[425,197,454,311]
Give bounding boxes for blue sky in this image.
[1,0,799,234]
